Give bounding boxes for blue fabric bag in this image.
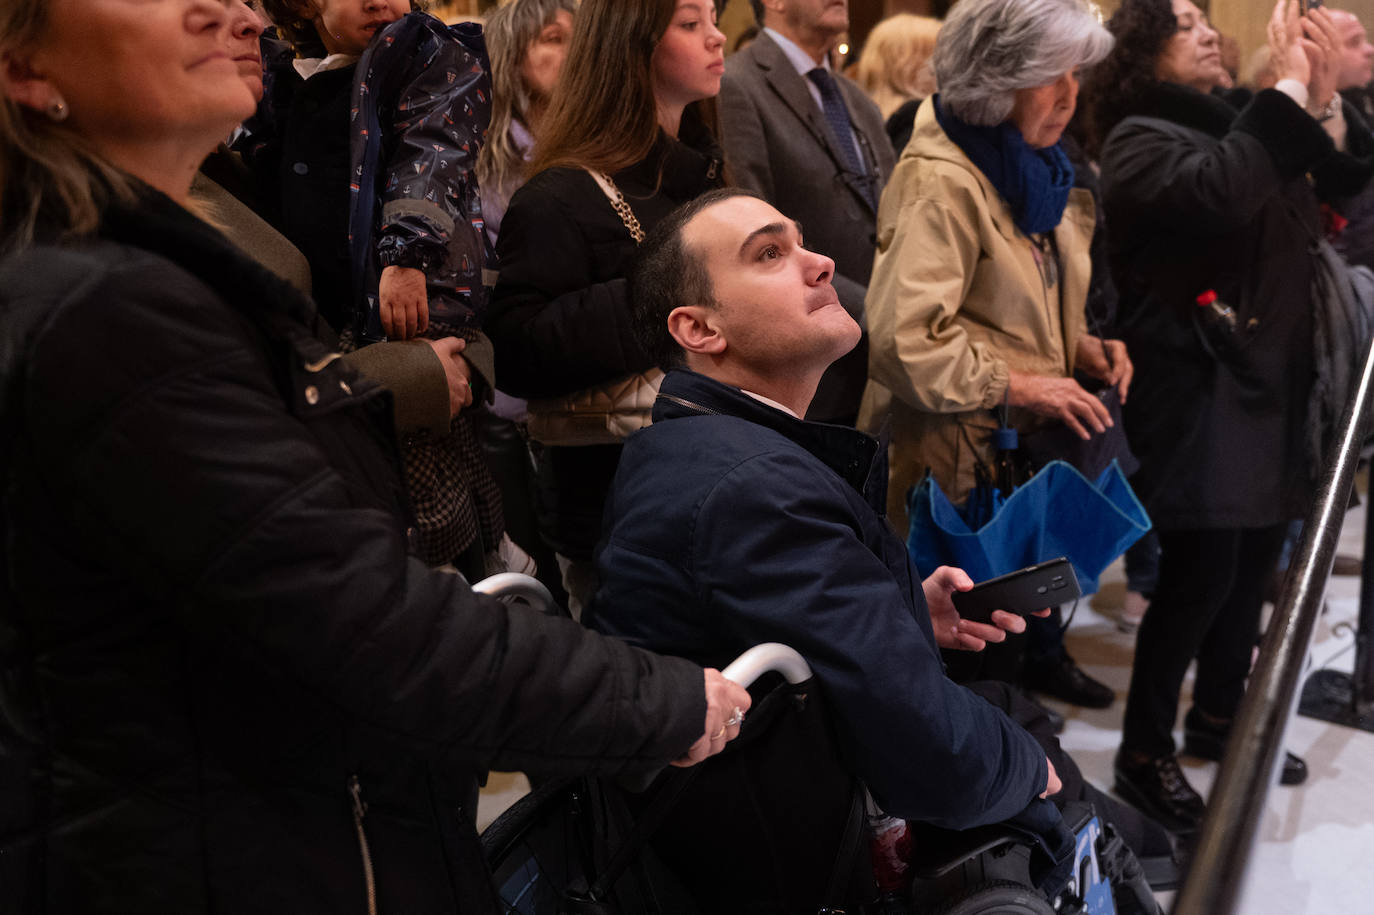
[906,459,1151,593]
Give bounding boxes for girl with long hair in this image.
[487,0,727,614]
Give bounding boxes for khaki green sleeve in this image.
[342,340,451,437]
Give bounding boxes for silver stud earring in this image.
[46,95,68,122]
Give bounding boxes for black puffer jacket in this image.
[487,119,723,558]
[0,192,705,913]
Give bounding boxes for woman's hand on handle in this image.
[670,669,753,767]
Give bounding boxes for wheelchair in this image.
[474,578,1153,915]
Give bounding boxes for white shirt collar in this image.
[292,53,360,80]
[763,27,830,76]
[741,388,800,418]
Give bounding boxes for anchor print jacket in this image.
[350,13,494,340]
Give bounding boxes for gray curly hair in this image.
[933,0,1113,126]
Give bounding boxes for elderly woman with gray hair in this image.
[859,0,1130,708]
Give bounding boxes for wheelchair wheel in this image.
[482,778,588,914]
[482,776,699,915]
[933,880,1057,915]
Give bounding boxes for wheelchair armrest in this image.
[906,821,1027,880]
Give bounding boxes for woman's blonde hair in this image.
[527,0,720,178]
[853,14,942,120]
[0,0,134,249]
[477,0,577,208]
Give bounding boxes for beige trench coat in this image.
[858,98,1096,530]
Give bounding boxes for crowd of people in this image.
[3,0,1371,910]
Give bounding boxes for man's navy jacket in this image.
[588,369,1049,830]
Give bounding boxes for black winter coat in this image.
[1100,85,1372,528]
[0,192,705,913]
[241,54,357,332]
[487,121,723,558]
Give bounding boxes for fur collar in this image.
[1126,82,1243,138]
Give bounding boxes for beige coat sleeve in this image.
[866,175,1010,415]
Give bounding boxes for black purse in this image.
[1016,234,1138,479]
[1019,377,1138,480]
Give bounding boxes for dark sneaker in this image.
[1114,750,1206,834]
[1182,707,1309,786]
[1024,656,1115,708]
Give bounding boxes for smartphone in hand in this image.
[952,557,1081,624]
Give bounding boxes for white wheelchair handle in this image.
[617,644,811,794]
[720,643,812,687]
[472,572,557,616]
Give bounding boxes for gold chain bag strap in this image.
[526,170,664,447]
[589,170,645,243]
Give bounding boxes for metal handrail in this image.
[1172,335,1374,914]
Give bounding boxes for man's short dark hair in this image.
[749,0,765,24]
[629,187,764,372]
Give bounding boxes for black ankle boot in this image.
[1113,750,1205,833]
[1023,655,1115,708]
[1182,707,1308,785]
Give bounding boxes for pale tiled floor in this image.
[1060,479,1374,913]
[478,481,1374,913]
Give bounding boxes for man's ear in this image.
[0,50,57,115]
[667,305,727,358]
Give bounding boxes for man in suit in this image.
[720,0,896,425]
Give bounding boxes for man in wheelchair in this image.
[582,188,1175,913]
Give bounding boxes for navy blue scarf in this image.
[934,95,1075,236]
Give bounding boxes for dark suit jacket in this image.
[720,31,896,422]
